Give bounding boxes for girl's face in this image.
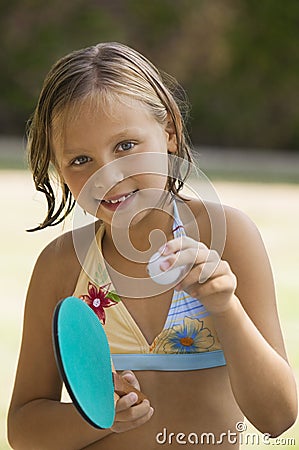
[53,96,177,227]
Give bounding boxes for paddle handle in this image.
[113,372,147,405]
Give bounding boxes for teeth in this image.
[105,191,135,204]
[108,195,126,204]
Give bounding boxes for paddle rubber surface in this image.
[53,296,115,429]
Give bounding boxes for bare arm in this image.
[7,236,152,450]
[211,207,297,435]
[161,205,297,436]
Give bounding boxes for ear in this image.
[165,114,179,154]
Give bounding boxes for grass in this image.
[1,170,298,449]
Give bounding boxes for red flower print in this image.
[80,282,120,325]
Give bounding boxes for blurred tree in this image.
[188,0,299,150]
[0,0,298,150]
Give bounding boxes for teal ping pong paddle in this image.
[53,296,146,429]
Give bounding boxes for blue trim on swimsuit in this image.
[112,352,226,371]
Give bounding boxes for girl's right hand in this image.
[110,371,154,433]
[111,394,153,433]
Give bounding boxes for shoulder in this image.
[31,230,79,305]
[220,203,267,265]
[179,195,268,274]
[31,221,101,306]
[179,195,261,248]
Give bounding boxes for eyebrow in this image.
[63,148,89,156]
[62,127,144,156]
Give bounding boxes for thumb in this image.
[121,370,140,390]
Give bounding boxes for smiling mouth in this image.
[101,190,138,205]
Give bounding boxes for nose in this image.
[92,159,125,191]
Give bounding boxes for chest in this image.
[103,236,176,345]
[121,290,174,346]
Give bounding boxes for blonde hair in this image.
[27,42,193,231]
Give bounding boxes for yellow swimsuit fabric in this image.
[73,200,226,371]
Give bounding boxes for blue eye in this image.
[118,142,135,152]
[72,156,91,166]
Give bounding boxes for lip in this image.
[103,191,137,202]
[101,190,138,211]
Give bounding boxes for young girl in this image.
[8,42,297,449]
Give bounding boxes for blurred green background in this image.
[1,0,299,151]
[1,1,298,449]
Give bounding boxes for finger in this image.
[198,256,222,283]
[178,263,237,299]
[176,259,225,291]
[186,273,237,301]
[120,370,140,390]
[111,405,154,433]
[115,392,140,413]
[197,258,232,284]
[160,236,205,256]
[115,398,151,421]
[160,247,219,272]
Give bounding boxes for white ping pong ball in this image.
[147,251,187,285]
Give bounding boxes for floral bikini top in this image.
[73,201,226,371]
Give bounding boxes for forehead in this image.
[52,94,155,140]
[51,93,163,156]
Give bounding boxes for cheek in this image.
[62,172,90,200]
[150,173,168,190]
[135,171,168,189]
[132,174,168,207]
[133,174,169,217]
